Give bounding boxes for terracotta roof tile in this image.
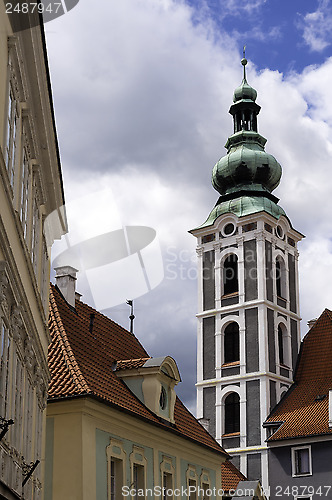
[48,284,227,456]
[116,358,151,370]
[266,309,332,441]
[221,460,247,492]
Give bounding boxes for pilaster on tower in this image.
[190,55,304,491]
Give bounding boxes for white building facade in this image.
[0,7,66,500]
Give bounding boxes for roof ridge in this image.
[49,287,91,394]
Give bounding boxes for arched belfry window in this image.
[278,324,288,367]
[224,393,240,434]
[276,256,286,299]
[223,254,238,296]
[224,323,240,364]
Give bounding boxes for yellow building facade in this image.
[45,273,228,500]
[0,7,66,500]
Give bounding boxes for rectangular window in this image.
[0,325,11,418]
[31,197,40,273]
[188,479,197,500]
[133,464,145,500]
[163,472,173,500]
[6,84,18,188]
[110,458,123,500]
[201,483,211,499]
[292,446,312,477]
[20,146,30,239]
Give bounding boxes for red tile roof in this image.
[48,284,227,456]
[266,308,332,441]
[221,460,246,493]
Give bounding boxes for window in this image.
[276,256,286,299]
[160,455,175,500]
[130,446,147,500]
[278,324,289,367]
[292,446,312,477]
[224,393,240,434]
[163,472,173,500]
[5,83,19,188]
[224,322,239,364]
[201,483,211,499]
[200,471,211,500]
[133,464,145,499]
[278,325,284,365]
[0,324,11,418]
[110,458,123,500]
[186,466,198,500]
[20,145,30,239]
[188,479,197,500]
[223,255,238,295]
[106,439,126,500]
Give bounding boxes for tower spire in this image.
[241,45,247,81]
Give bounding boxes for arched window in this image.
[223,254,238,295]
[276,256,286,299]
[224,393,240,434]
[224,323,240,364]
[278,325,284,365]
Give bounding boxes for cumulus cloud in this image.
[297,0,332,52]
[46,0,332,412]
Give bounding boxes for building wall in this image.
[0,7,66,499]
[268,439,332,500]
[45,398,225,500]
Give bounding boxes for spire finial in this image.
[241,45,247,81]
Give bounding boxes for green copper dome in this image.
[212,131,282,196]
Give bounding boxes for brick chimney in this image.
[54,266,78,307]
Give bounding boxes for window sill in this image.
[292,473,312,478]
[222,432,240,438]
[221,292,239,299]
[222,361,240,368]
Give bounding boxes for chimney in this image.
[307,318,318,329]
[54,266,78,307]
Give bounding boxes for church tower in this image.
[190,55,303,489]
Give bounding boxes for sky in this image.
[45,0,332,413]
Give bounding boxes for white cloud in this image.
[297,0,332,52]
[46,0,332,410]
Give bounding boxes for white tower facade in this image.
[190,57,303,489]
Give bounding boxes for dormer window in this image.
[115,356,181,423]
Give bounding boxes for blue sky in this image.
[45,0,332,413]
[185,0,332,73]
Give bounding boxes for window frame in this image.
[223,322,240,364]
[160,455,175,500]
[222,254,239,296]
[106,438,126,500]
[186,465,198,500]
[224,392,240,435]
[291,446,312,477]
[130,445,147,500]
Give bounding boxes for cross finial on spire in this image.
[241,45,248,81]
